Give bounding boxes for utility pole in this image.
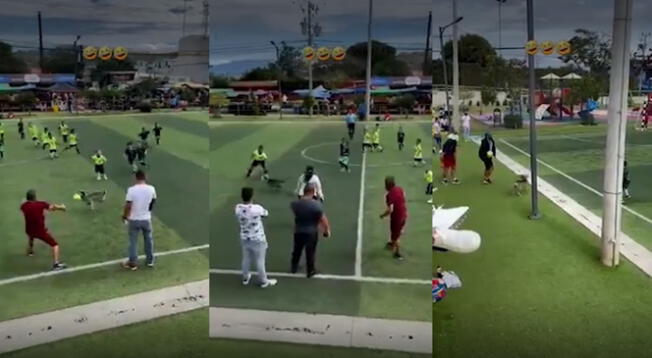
[439,16,463,125]
[299,1,321,118]
[73,35,81,85]
[526,0,540,219]
[601,0,633,267]
[202,0,209,37]
[182,0,188,36]
[451,0,460,133]
[497,0,506,55]
[365,0,373,121]
[38,11,44,73]
[271,41,284,120]
[637,32,651,92]
[423,11,432,75]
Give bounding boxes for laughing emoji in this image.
[541,41,555,55]
[113,46,128,61]
[332,46,346,61]
[83,46,97,60]
[99,46,113,61]
[525,40,538,56]
[556,41,571,55]
[303,46,315,61]
[317,47,330,61]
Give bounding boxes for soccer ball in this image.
[73,193,82,201]
[487,151,494,158]
[261,174,269,181]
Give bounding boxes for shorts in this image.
[251,160,265,167]
[414,157,423,163]
[339,156,349,165]
[49,149,57,154]
[363,143,372,149]
[95,164,105,174]
[32,136,38,141]
[482,158,493,170]
[62,135,68,142]
[28,230,58,247]
[442,154,456,169]
[390,218,406,242]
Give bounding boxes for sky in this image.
[0,0,205,53]
[210,0,433,71]
[432,0,652,68]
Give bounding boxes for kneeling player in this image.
[339,137,350,172]
[20,189,67,270]
[92,150,108,180]
[362,128,373,152]
[246,145,269,179]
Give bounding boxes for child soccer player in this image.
[623,160,631,200]
[0,121,4,141]
[136,140,149,167]
[372,123,383,152]
[397,126,405,150]
[65,129,80,154]
[74,190,108,211]
[413,138,424,167]
[46,132,58,159]
[41,128,50,150]
[124,142,138,172]
[0,136,4,159]
[362,128,373,152]
[425,169,434,195]
[432,118,442,153]
[138,127,150,142]
[246,145,269,180]
[441,133,460,184]
[153,122,163,145]
[28,123,39,147]
[92,150,108,181]
[18,118,25,140]
[339,137,350,172]
[58,121,70,144]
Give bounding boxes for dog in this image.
[513,175,529,196]
[264,177,285,190]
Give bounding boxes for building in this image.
[170,34,209,84]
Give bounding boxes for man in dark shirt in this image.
[397,126,405,150]
[124,142,138,172]
[138,127,150,141]
[380,176,408,260]
[290,184,331,278]
[153,122,163,145]
[20,189,67,270]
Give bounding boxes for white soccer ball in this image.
[487,151,494,158]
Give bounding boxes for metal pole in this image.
[307,1,314,118]
[424,11,432,75]
[365,0,373,121]
[271,41,283,120]
[526,0,540,219]
[38,11,44,72]
[73,36,80,85]
[601,0,633,267]
[451,0,460,133]
[498,0,503,55]
[439,28,450,116]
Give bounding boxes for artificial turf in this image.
[434,121,652,358]
[3,309,429,358]
[210,120,431,321]
[0,112,209,320]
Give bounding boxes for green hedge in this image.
[503,114,523,129]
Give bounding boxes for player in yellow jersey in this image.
[64,129,80,154]
[413,138,424,167]
[28,123,40,147]
[371,123,383,152]
[92,150,108,180]
[362,128,373,153]
[58,121,70,144]
[41,128,50,150]
[246,145,269,180]
[46,132,58,159]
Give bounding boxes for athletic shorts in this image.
[32,136,38,141]
[28,230,58,247]
[414,157,423,163]
[442,154,456,169]
[49,149,57,153]
[390,218,406,242]
[95,164,105,174]
[251,160,265,167]
[363,143,372,148]
[62,135,68,142]
[482,158,493,171]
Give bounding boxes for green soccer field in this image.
[434,121,652,358]
[0,111,209,321]
[210,120,432,322]
[497,124,652,252]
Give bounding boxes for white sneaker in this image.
[242,273,251,285]
[260,278,278,288]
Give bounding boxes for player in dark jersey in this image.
[18,118,25,139]
[124,141,138,172]
[136,140,149,167]
[339,137,350,172]
[138,127,150,142]
[397,126,405,150]
[153,122,162,145]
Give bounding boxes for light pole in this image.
[496,0,506,54]
[438,16,463,118]
[270,40,284,120]
[365,0,373,121]
[73,35,81,84]
[526,0,540,219]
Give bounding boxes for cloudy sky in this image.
[433,0,652,67]
[0,0,204,53]
[211,0,432,69]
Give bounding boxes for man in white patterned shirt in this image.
[235,187,277,288]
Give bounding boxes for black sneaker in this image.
[393,252,404,261]
[385,242,394,250]
[52,262,67,271]
[307,270,318,278]
[27,248,34,257]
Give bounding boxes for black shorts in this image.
[95,164,105,174]
[62,135,68,142]
[49,149,57,153]
[251,160,266,167]
[363,143,372,148]
[482,158,494,170]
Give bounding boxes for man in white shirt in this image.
[295,166,325,201]
[461,112,471,141]
[235,187,277,288]
[121,170,157,270]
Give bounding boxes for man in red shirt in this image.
[380,176,407,260]
[20,189,67,270]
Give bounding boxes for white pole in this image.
[601,0,633,267]
[451,0,460,132]
[365,0,373,121]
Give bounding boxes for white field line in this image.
[210,269,429,285]
[0,280,208,354]
[499,138,652,226]
[355,149,367,277]
[483,138,652,277]
[0,244,209,287]
[210,307,432,354]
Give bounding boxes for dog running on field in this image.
[513,175,529,196]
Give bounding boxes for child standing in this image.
[397,126,405,151]
[339,137,350,173]
[413,138,424,167]
[92,150,108,181]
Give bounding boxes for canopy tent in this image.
[210,88,237,97]
[43,83,79,93]
[540,73,561,80]
[371,86,418,95]
[293,85,330,99]
[173,81,209,90]
[562,73,582,80]
[0,83,36,93]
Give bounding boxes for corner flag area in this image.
[434,121,652,357]
[0,112,208,325]
[210,118,432,354]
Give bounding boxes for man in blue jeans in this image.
[121,170,157,270]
